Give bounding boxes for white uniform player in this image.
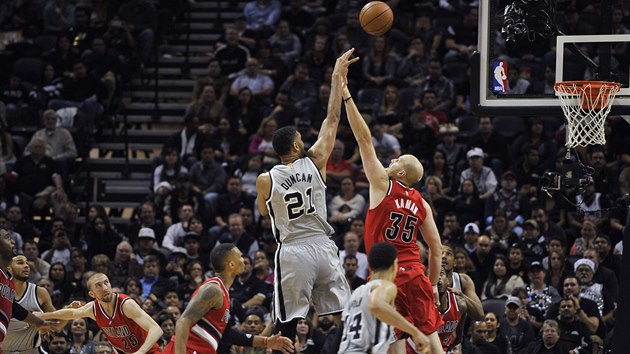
[266,157,350,322]
[338,280,395,353]
[3,283,43,354]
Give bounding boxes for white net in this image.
[554,81,620,148]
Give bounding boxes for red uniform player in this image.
[343,75,444,354]
[40,273,163,354]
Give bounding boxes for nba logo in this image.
[492,61,508,93]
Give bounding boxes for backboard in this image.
[472,0,630,116]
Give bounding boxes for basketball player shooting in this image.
[341,70,444,354]
[255,48,359,352]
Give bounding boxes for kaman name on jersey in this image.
[280,173,313,190]
[394,198,419,215]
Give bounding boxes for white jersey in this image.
[338,280,395,354]
[3,283,43,353]
[266,157,334,243]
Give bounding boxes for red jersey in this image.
[94,293,158,354]
[0,269,15,343]
[365,180,427,265]
[187,277,231,354]
[437,290,461,350]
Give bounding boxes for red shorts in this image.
[394,263,443,340]
[162,336,216,354]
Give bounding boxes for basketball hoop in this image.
[554,81,621,148]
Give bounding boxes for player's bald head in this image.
[401,154,424,184]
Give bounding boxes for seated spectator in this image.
[48,60,106,139]
[152,146,189,190]
[481,255,524,300]
[295,317,324,354]
[571,220,597,256]
[225,87,261,137]
[302,36,334,87]
[583,248,619,303]
[84,215,123,259]
[443,6,478,63]
[278,62,317,111]
[461,147,498,200]
[117,0,157,68]
[46,35,80,77]
[486,209,519,253]
[189,142,226,214]
[545,250,571,291]
[24,240,50,283]
[140,255,175,301]
[324,139,355,196]
[0,74,31,127]
[396,37,429,87]
[43,0,74,34]
[0,120,15,172]
[213,15,257,51]
[338,231,368,280]
[65,5,97,55]
[485,170,530,227]
[327,177,365,231]
[301,78,331,129]
[507,243,527,279]
[102,17,137,65]
[109,240,143,288]
[506,65,531,94]
[82,37,121,108]
[194,60,230,105]
[375,84,406,132]
[230,310,267,353]
[343,254,365,291]
[261,90,300,127]
[134,228,168,268]
[526,261,561,315]
[519,320,572,354]
[243,0,281,35]
[453,180,484,227]
[48,261,77,305]
[556,297,593,352]
[229,58,275,101]
[176,260,205,308]
[162,204,194,255]
[127,201,167,247]
[214,26,250,77]
[248,116,279,168]
[68,318,96,354]
[268,19,302,66]
[424,176,453,228]
[484,312,511,354]
[469,117,509,175]
[594,234,621,279]
[232,153,265,197]
[25,110,77,174]
[217,213,259,261]
[367,119,401,167]
[41,227,73,271]
[229,254,271,321]
[510,117,557,167]
[211,117,248,167]
[334,9,371,56]
[547,275,603,336]
[436,124,466,171]
[186,84,225,133]
[253,250,273,284]
[413,59,455,115]
[360,35,397,88]
[499,296,536,353]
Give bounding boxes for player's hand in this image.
[333,48,360,84]
[266,331,294,354]
[433,285,440,307]
[411,329,430,353]
[447,287,463,297]
[67,300,83,309]
[37,319,59,338]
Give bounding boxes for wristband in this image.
[343,96,352,102]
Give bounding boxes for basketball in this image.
[359,1,393,36]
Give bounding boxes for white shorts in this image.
[273,236,350,322]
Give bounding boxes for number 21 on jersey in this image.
[284,187,315,220]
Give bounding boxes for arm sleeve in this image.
[12,301,29,321]
[222,327,254,346]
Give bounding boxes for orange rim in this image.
[554,81,621,110]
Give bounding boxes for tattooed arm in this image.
[174,282,225,354]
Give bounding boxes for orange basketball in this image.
[359,1,394,36]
